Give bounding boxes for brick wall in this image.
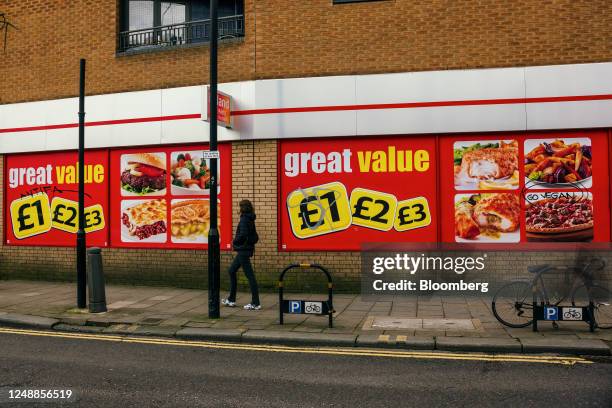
[1,1,611,105]
[1,1,610,291]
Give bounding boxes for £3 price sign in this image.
[11,193,105,239]
[287,182,432,239]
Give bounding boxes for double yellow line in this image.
[0,327,592,366]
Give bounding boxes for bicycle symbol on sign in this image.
[563,309,582,320]
[305,302,322,314]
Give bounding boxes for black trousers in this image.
[228,252,260,306]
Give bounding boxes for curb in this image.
[1,314,610,356]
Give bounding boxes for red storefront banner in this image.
[4,143,232,250]
[5,150,109,246]
[109,144,232,249]
[280,130,611,251]
[439,129,610,244]
[279,136,438,250]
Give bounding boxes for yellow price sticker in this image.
[51,197,79,233]
[349,188,398,231]
[286,182,351,239]
[394,196,432,232]
[84,204,105,233]
[10,193,52,239]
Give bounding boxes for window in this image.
[119,0,244,53]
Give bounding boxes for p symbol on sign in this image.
[289,301,302,314]
[545,307,558,321]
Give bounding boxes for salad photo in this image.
[453,140,519,190]
[171,151,213,195]
[524,138,592,188]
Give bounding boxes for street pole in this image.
[77,58,87,309]
[208,0,220,318]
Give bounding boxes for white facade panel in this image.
[356,67,526,104]
[253,110,356,139]
[357,104,527,136]
[254,75,356,109]
[525,62,612,97]
[526,100,612,130]
[83,93,115,149]
[0,101,47,153]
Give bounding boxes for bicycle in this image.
[305,303,321,313]
[492,257,611,329]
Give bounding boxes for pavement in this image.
[1,329,611,407]
[0,280,611,356]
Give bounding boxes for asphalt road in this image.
[0,331,610,408]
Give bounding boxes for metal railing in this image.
[118,15,244,52]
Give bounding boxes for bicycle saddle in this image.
[528,264,553,274]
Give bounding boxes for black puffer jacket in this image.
[232,213,258,254]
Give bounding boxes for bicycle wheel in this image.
[572,285,612,329]
[492,281,538,328]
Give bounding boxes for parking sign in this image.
[544,306,558,321]
[289,301,302,314]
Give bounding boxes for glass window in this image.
[161,2,186,26]
[128,0,154,31]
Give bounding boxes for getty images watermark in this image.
[360,244,496,298]
[369,253,489,294]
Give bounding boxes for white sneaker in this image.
[243,303,261,310]
[222,298,236,307]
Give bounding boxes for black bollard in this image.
[87,247,107,313]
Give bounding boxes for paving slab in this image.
[519,338,610,356]
[175,327,245,342]
[356,334,434,350]
[0,313,59,329]
[54,323,106,334]
[132,325,179,337]
[242,330,357,347]
[436,337,521,353]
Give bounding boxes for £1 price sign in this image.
[286,182,352,239]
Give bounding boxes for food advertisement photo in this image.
[121,199,168,243]
[170,199,218,244]
[454,193,520,243]
[170,151,214,195]
[525,192,593,242]
[524,138,592,189]
[120,152,167,196]
[454,140,519,190]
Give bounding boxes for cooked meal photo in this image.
[455,193,520,242]
[170,199,214,242]
[121,152,167,196]
[121,199,167,241]
[454,140,519,190]
[171,151,211,195]
[524,138,592,187]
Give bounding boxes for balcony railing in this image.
[118,15,244,53]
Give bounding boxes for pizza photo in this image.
[525,194,593,241]
[121,199,168,243]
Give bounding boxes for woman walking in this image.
[222,199,261,310]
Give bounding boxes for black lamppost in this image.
[208,0,221,318]
[77,58,87,309]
